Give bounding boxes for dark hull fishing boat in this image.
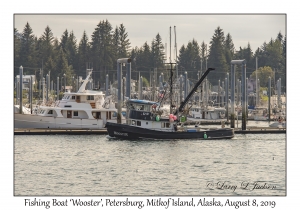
[106,122,234,140]
[106,65,234,140]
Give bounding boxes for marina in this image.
[12,15,287,198]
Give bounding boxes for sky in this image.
[14,14,286,59]
[3,1,300,209]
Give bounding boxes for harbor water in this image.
[14,130,286,196]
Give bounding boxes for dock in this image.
[14,127,286,135]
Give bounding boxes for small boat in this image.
[14,71,126,129]
[252,107,269,121]
[106,66,234,140]
[269,115,286,128]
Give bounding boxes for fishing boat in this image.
[106,66,234,140]
[14,71,126,129]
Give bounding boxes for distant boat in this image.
[188,106,226,122]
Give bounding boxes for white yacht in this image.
[188,106,226,121]
[14,71,126,129]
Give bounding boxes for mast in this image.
[169,26,171,63]
[174,26,178,79]
[174,68,215,115]
[166,62,176,114]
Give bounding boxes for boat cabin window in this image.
[112,111,126,117]
[129,103,135,110]
[137,121,141,126]
[71,96,75,100]
[136,105,144,111]
[133,104,151,112]
[132,120,136,125]
[74,111,78,116]
[92,112,101,119]
[161,122,170,128]
[87,95,94,100]
[48,110,53,114]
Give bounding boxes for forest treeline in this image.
[14,20,286,91]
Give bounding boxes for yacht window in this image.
[137,121,141,126]
[161,122,165,128]
[87,95,94,100]
[132,120,136,125]
[72,96,75,99]
[76,96,80,100]
[166,123,170,128]
[48,110,53,114]
[74,111,78,116]
[122,111,126,116]
[112,112,117,117]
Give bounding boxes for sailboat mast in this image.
[170,63,173,114]
[169,26,171,63]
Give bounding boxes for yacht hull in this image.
[14,113,122,129]
[105,122,234,140]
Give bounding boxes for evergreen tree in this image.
[78,31,91,76]
[91,20,114,84]
[66,31,78,74]
[150,33,165,70]
[20,22,38,73]
[234,43,253,78]
[112,26,120,60]
[136,42,151,74]
[56,46,74,86]
[41,26,54,60]
[224,33,235,72]
[119,23,131,58]
[177,45,187,75]
[60,29,69,56]
[207,26,228,85]
[14,28,22,75]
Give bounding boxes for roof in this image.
[128,99,158,105]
